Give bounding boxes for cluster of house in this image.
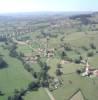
[35,48,55,58]
[46,48,55,57]
[22,47,55,64]
[22,53,38,64]
[81,60,98,77]
[49,77,63,90]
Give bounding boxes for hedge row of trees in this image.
[8,89,27,100]
[7,58,51,100]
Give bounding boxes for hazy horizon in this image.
[0,0,98,14]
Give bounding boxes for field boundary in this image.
[44,88,56,100]
[66,88,86,100]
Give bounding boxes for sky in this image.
[0,0,98,13]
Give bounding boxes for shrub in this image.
[57,64,62,68]
[0,57,8,69]
[0,90,4,96]
[79,55,83,60]
[64,45,72,51]
[24,63,33,73]
[81,46,88,51]
[74,58,81,64]
[61,51,67,60]
[87,51,94,57]
[28,81,40,91]
[9,50,18,57]
[96,51,98,53]
[90,43,96,49]
[33,72,38,79]
[76,69,82,74]
[56,68,63,76]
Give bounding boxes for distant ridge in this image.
[0,11,94,18]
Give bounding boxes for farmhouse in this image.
[81,60,98,77]
[46,48,55,57]
[53,78,60,89]
[23,53,38,64]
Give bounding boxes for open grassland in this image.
[52,73,98,100]
[17,45,33,54]
[0,45,33,99]
[23,88,50,100]
[0,45,50,100]
[47,31,98,100]
[47,54,98,100]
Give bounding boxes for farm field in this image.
[70,90,84,100]
[23,88,50,100]
[0,43,50,100]
[0,45,33,100]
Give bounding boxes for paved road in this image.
[44,88,55,100]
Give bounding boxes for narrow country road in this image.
[44,88,56,100]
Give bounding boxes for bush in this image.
[81,46,88,51]
[57,64,62,68]
[9,50,18,57]
[90,43,96,49]
[74,58,81,64]
[28,81,40,91]
[56,68,63,76]
[80,55,83,60]
[96,51,98,53]
[61,51,67,60]
[33,72,38,79]
[24,63,33,73]
[0,57,8,69]
[76,69,82,74]
[8,89,24,100]
[0,90,4,96]
[64,45,72,51]
[87,51,94,57]
[19,88,27,96]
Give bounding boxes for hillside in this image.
[0,12,98,100]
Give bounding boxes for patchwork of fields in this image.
[0,12,98,100]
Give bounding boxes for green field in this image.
[0,45,33,99]
[47,31,98,100]
[15,30,98,100]
[23,88,50,100]
[0,45,50,100]
[46,55,98,100]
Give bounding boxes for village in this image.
[0,12,98,100]
[12,36,98,90]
